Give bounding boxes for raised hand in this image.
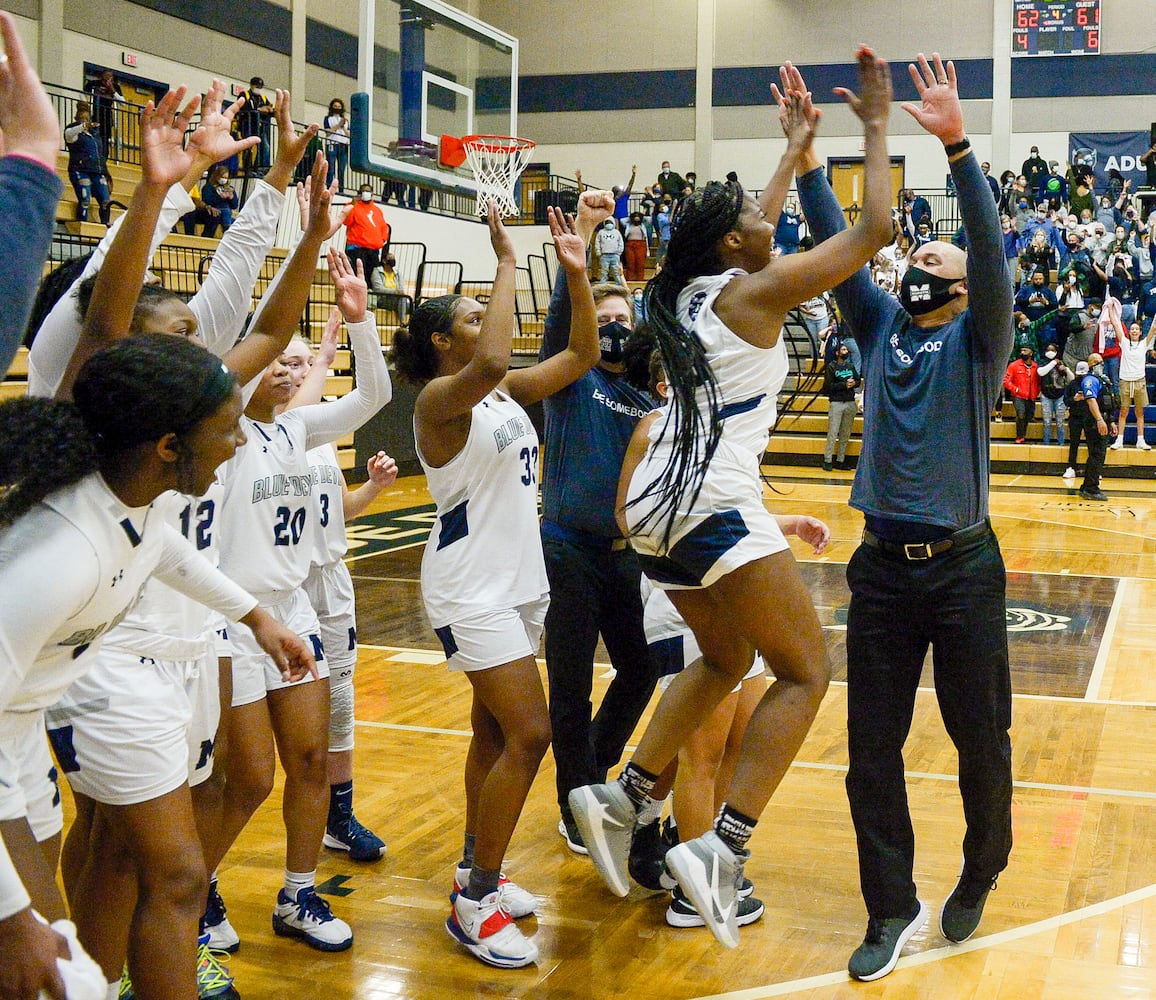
[186,79,258,174]
[367,451,399,488]
[900,52,964,145]
[771,62,821,153]
[141,85,201,188]
[834,44,893,128]
[486,198,517,266]
[0,11,60,169]
[318,306,341,367]
[328,246,368,323]
[296,160,338,231]
[272,89,319,174]
[549,206,588,273]
[575,188,615,244]
[298,150,332,238]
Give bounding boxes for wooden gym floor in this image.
[113,468,1156,999]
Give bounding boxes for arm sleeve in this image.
[538,268,571,362]
[188,181,286,358]
[0,158,64,376]
[796,166,891,347]
[952,153,1014,364]
[27,183,194,397]
[151,525,258,621]
[301,316,393,448]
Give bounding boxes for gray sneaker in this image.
[664,831,747,948]
[568,782,636,897]
[940,873,997,943]
[847,900,928,981]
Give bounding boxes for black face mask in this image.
[599,321,629,363]
[900,265,961,316]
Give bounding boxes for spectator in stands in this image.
[1013,194,1034,234]
[1004,345,1041,443]
[1140,141,1156,220]
[799,291,834,354]
[596,218,625,283]
[912,219,934,250]
[652,160,687,202]
[612,165,637,231]
[1019,203,1063,262]
[376,252,409,323]
[998,170,1017,215]
[1112,321,1155,450]
[685,170,697,191]
[0,11,63,376]
[64,101,113,226]
[980,161,1000,202]
[1001,215,1019,275]
[199,164,239,237]
[328,183,390,292]
[1096,185,1131,230]
[623,211,649,281]
[822,341,860,470]
[1039,161,1068,211]
[776,200,804,254]
[1132,228,1154,295]
[1021,145,1048,200]
[654,201,672,262]
[1015,270,1058,351]
[1094,295,1125,388]
[1037,343,1070,447]
[638,191,657,248]
[240,76,274,172]
[1059,231,1095,298]
[1019,226,1056,285]
[84,67,122,159]
[901,188,931,242]
[324,98,350,193]
[1068,170,1094,221]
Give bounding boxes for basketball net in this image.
[462,135,536,218]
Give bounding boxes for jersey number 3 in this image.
[274,505,307,546]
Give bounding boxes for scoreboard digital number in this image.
[1012,0,1100,56]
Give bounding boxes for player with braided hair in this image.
[0,335,314,1000]
[569,48,895,950]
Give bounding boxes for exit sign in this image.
[121,51,138,67]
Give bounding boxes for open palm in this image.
[141,86,200,187]
[186,78,258,169]
[549,206,587,271]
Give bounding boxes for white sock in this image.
[284,868,316,898]
[637,792,667,826]
[107,983,122,1000]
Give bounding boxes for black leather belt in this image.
[861,520,992,561]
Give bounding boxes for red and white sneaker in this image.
[445,890,538,968]
[451,864,538,918]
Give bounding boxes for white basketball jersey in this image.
[0,474,162,717]
[102,484,224,660]
[418,390,548,628]
[307,443,347,567]
[649,268,789,460]
[217,411,315,602]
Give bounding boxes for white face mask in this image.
[360,191,373,202]
[1046,351,1057,359]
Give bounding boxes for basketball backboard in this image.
[351,0,519,198]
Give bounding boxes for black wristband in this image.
[944,137,971,157]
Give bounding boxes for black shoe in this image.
[627,818,676,891]
[557,811,588,855]
[822,460,833,471]
[1079,488,1108,501]
[847,901,928,981]
[940,873,997,943]
[833,458,846,470]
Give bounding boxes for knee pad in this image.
[327,662,356,753]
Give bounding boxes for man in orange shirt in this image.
[328,182,390,290]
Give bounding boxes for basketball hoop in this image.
[461,134,536,218]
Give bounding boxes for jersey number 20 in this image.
[274,505,307,546]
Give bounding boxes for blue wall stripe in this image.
[127,0,291,56]
[1011,53,1156,98]
[518,70,695,113]
[714,59,995,107]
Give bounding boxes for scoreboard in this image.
[1012,0,1100,56]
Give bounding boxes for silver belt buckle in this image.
[903,542,934,560]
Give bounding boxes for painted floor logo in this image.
[344,504,437,560]
[1006,604,1078,633]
